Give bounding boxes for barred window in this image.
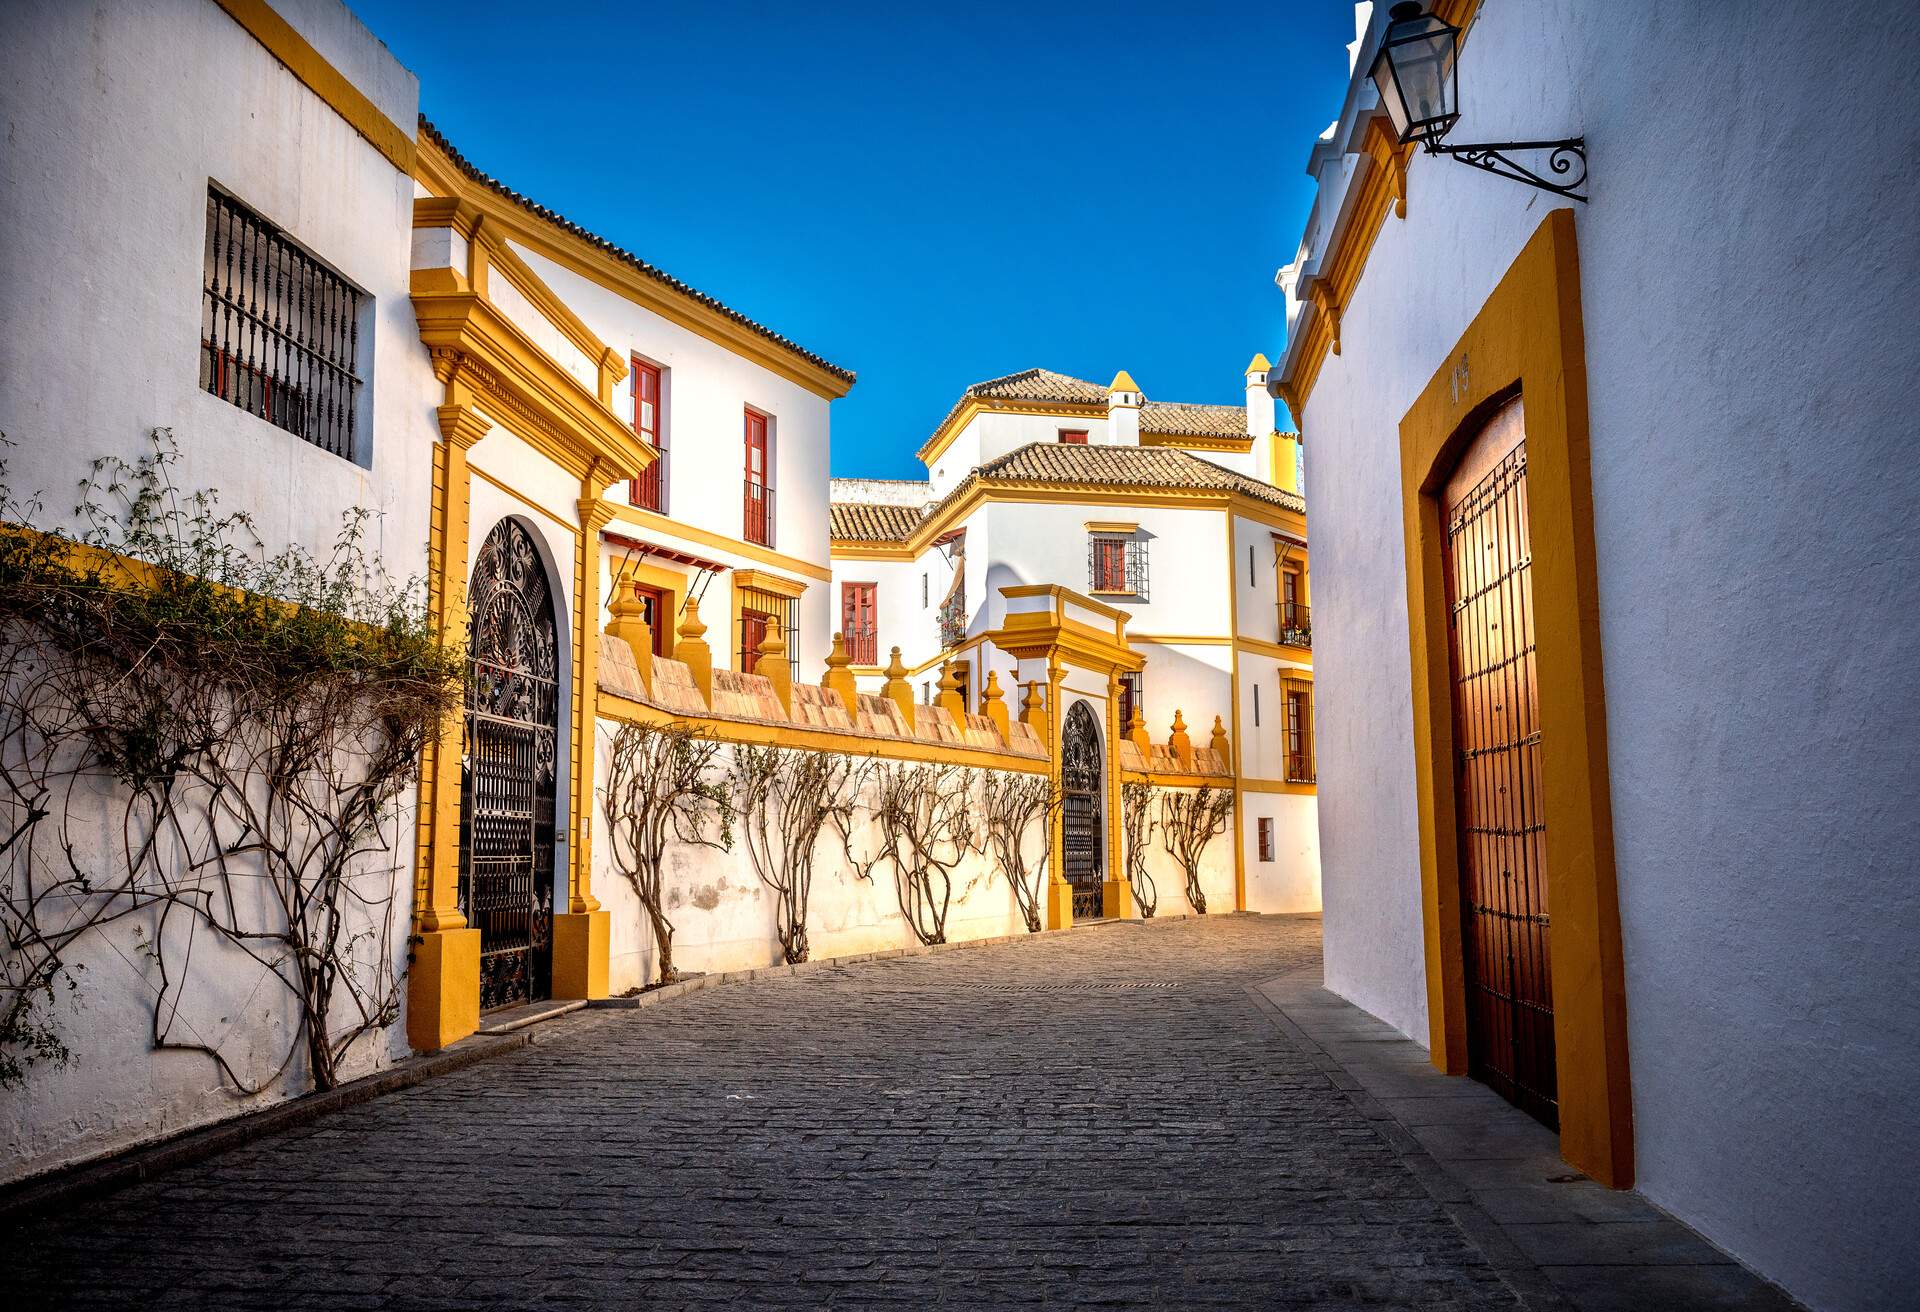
[1088,534,1148,597]
[201,187,364,461]
[736,585,798,682]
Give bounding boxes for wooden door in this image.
[841,582,876,664]
[1442,396,1557,1129]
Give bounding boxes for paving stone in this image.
[1540,1264,1803,1311]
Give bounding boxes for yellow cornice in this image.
[413,283,650,487]
[1140,431,1255,453]
[1000,583,1130,628]
[829,482,1305,562]
[414,135,853,401]
[1083,520,1139,534]
[1130,634,1232,647]
[1235,635,1314,665]
[595,689,1049,775]
[1239,776,1317,796]
[606,502,832,582]
[1122,770,1235,789]
[732,567,809,600]
[212,0,413,174]
[914,397,1107,468]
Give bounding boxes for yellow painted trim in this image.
[567,495,616,916]
[467,464,580,535]
[1108,370,1140,394]
[1225,510,1247,911]
[1238,777,1318,797]
[1398,209,1631,1187]
[999,583,1130,630]
[609,502,832,582]
[211,0,413,174]
[1138,431,1255,454]
[1235,635,1314,665]
[1120,770,1235,790]
[1130,634,1232,647]
[1084,520,1139,534]
[915,397,1107,468]
[595,691,1050,775]
[731,568,809,600]
[414,134,852,401]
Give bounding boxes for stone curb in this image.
[0,1027,540,1230]
[2,908,1274,1228]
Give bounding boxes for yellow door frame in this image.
[1397,208,1633,1187]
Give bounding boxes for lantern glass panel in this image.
[1373,12,1459,144]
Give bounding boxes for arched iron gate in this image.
[460,518,559,1011]
[1061,701,1105,920]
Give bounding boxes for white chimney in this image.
[1105,370,1143,445]
[1244,353,1275,439]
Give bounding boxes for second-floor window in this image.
[841,582,877,664]
[628,358,665,512]
[1089,535,1148,596]
[1285,682,1315,783]
[743,409,773,546]
[201,186,364,462]
[1059,429,1089,444]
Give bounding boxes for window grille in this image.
[1284,683,1315,783]
[1087,535,1148,597]
[937,584,967,649]
[1257,817,1274,862]
[201,187,362,460]
[736,586,798,682]
[1118,671,1142,730]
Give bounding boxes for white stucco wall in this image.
[1289,4,1920,1307]
[0,0,434,1184]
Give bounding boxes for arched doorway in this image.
[1441,395,1555,1128]
[461,517,560,1010]
[1061,700,1105,920]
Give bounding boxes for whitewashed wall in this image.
[590,728,1040,990]
[0,0,433,1185]
[1290,3,1920,1307]
[1126,785,1236,919]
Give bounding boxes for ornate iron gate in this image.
[1061,701,1105,920]
[1442,396,1557,1129]
[460,518,559,1011]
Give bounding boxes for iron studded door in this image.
[461,518,559,1011]
[1061,701,1105,919]
[1442,396,1557,1129]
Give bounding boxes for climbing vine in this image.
[731,744,861,964]
[982,771,1057,933]
[1159,786,1233,915]
[0,431,461,1092]
[1122,781,1159,919]
[838,761,981,946]
[600,720,732,983]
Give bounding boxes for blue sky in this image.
[358,1,1355,478]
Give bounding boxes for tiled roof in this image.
[969,442,1304,512]
[1140,400,1249,440]
[830,501,927,543]
[922,369,1108,455]
[419,119,855,385]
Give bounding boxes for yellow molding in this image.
[732,567,809,600]
[415,134,854,401]
[595,690,1050,775]
[1121,770,1235,790]
[1398,209,1631,1187]
[1138,431,1255,453]
[211,0,413,174]
[1084,520,1139,534]
[1235,635,1314,665]
[1130,634,1232,647]
[1000,583,1130,632]
[1224,509,1247,911]
[915,397,1107,467]
[1238,776,1317,796]
[607,503,832,582]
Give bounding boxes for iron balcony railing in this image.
[743,479,774,547]
[845,623,878,666]
[1285,752,1316,785]
[937,589,966,649]
[1280,600,1312,648]
[630,455,664,513]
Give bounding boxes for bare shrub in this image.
[841,762,980,945]
[982,771,1057,933]
[1122,781,1159,919]
[731,745,861,964]
[1159,786,1232,915]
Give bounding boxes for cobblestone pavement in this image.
[10,915,1521,1310]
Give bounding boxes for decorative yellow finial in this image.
[881,646,915,730]
[1209,715,1230,761]
[1020,679,1048,745]
[936,660,967,718]
[822,631,857,713]
[754,626,791,715]
[675,595,713,707]
[1127,702,1150,752]
[980,670,1010,739]
[606,573,654,694]
[1169,709,1193,769]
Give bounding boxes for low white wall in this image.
[1242,792,1319,913]
[1124,785,1237,919]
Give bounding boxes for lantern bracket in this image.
[1428,136,1589,203]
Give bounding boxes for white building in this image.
[830,364,1320,919]
[1271,4,1920,1310]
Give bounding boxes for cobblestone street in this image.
[11,916,1525,1309]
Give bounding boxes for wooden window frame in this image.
[1257,817,1274,863]
[627,356,665,512]
[841,581,878,665]
[1059,428,1090,444]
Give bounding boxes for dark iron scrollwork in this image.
[1061,702,1105,920]
[1431,138,1588,202]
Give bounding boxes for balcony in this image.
[937,588,966,649]
[846,623,878,666]
[630,456,663,513]
[743,479,774,547]
[1285,752,1316,784]
[1280,600,1311,649]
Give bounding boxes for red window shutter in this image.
[1060,429,1089,444]
[841,583,857,638]
[629,359,664,510]
[740,609,770,671]
[1095,539,1126,591]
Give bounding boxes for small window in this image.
[629,358,665,512]
[1257,818,1274,862]
[1253,683,1260,727]
[1118,672,1142,730]
[1285,683,1315,783]
[1059,429,1089,444]
[922,573,929,607]
[632,582,672,657]
[1088,535,1148,597]
[201,187,364,461]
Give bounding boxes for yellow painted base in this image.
[1046,879,1075,931]
[552,911,610,1000]
[1102,878,1134,920]
[407,927,480,1052]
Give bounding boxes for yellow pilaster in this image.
[553,489,615,1002]
[1102,670,1133,920]
[1044,658,1073,929]
[408,399,486,1051]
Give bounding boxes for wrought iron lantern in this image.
[1368,2,1588,201]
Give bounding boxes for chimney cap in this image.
[1108,369,1142,395]
[1244,352,1272,376]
